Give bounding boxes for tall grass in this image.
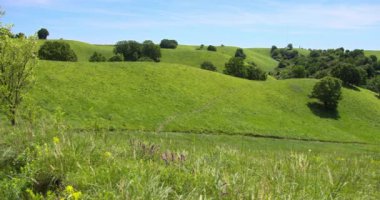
[0,120,379,199]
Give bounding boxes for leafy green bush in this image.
[331,64,367,86]
[159,39,178,49]
[200,61,217,71]
[37,28,49,40]
[207,45,217,52]
[246,64,267,80]
[367,76,380,97]
[234,48,246,59]
[310,76,342,110]
[89,52,106,62]
[108,54,123,62]
[38,41,77,62]
[114,40,142,61]
[142,40,161,62]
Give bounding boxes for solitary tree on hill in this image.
[310,76,342,110]
[37,28,49,39]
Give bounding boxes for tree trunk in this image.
[10,107,16,126]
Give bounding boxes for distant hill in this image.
[27,60,380,144]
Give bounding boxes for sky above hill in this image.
[1,0,380,49]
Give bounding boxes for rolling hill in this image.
[27,60,380,144]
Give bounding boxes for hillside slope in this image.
[27,61,380,144]
[38,40,278,71]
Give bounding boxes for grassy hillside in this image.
[27,61,380,144]
[38,40,278,71]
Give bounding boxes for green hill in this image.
[27,60,380,144]
[37,40,278,71]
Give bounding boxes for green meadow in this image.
[0,39,379,199]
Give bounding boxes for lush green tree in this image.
[200,61,217,71]
[331,64,367,86]
[234,48,246,59]
[141,40,161,62]
[367,76,380,97]
[270,45,277,53]
[246,64,267,80]
[224,57,246,78]
[160,39,178,49]
[288,65,306,78]
[207,45,217,52]
[37,28,49,39]
[38,41,77,61]
[14,32,25,39]
[108,54,123,62]
[114,40,142,61]
[89,52,106,62]
[310,76,342,110]
[287,43,293,50]
[0,33,38,125]
[0,27,13,37]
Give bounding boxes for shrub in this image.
[331,64,367,86]
[14,32,25,39]
[114,40,142,61]
[142,40,161,62]
[367,76,380,97]
[310,76,342,110]
[200,61,217,71]
[137,57,154,62]
[288,65,306,78]
[38,41,77,61]
[108,54,123,62]
[207,45,217,52]
[37,28,49,39]
[235,48,246,59]
[160,39,178,49]
[246,64,267,80]
[224,57,246,78]
[89,52,106,62]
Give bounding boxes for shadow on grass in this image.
[307,102,340,120]
[343,84,360,91]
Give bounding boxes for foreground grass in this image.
[0,122,379,199]
[26,61,380,144]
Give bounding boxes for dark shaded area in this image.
[307,102,340,120]
[343,84,360,91]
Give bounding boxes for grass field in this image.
[0,40,379,199]
[25,61,380,144]
[0,125,379,199]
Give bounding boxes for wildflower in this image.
[65,185,74,193]
[72,191,82,200]
[104,151,112,158]
[53,136,60,144]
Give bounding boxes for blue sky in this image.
[1,0,380,49]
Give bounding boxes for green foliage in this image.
[289,65,307,78]
[331,64,367,86]
[108,54,123,62]
[160,39,178,49]
[114,40,141,61]
[234,48,246,59]
[246,64,267,80]
[137,56,154,62]
[37,28,49,40]
[89,52,106,62]
[310,76,342,110]
[200,61,217,71]
[14,32,25,39]
[38,41,77,62]
[224,57,246,78]
[207,45,217,52]
[0,34,37,125]
[142,40,161,62]
[367,76,380,97]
